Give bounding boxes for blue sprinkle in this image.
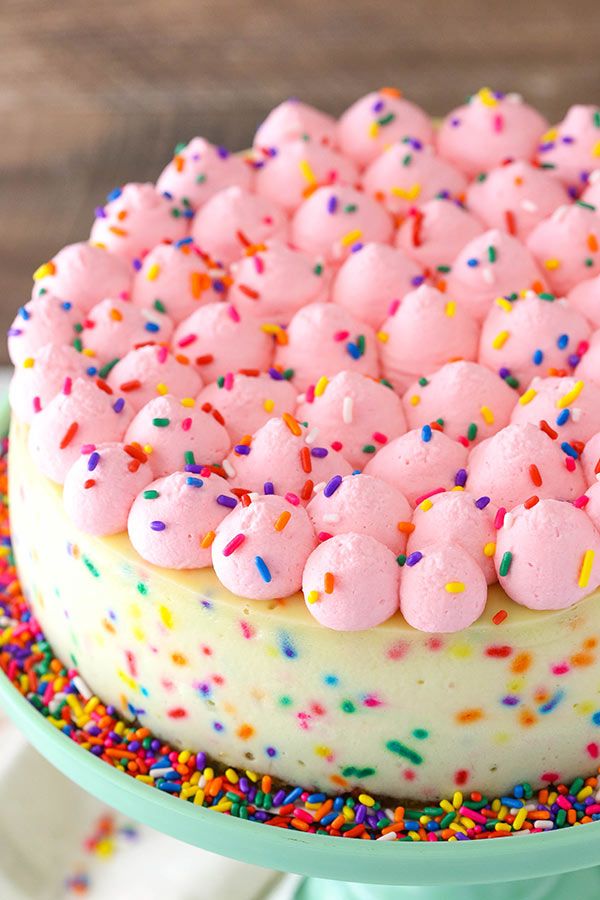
[421,424,432,443]
[145,321,160,333]
[466,258,479,267]
[346,342,361,359]
[557,333,569,349]
[279,631,298,659]
[561,441,579,459]
[18,306,30,320]
[556,409,570,426]
[61,301,73,311]
[532,349,544,365]
[234,444,251,455]
[186,477,204,487]
[86,366,98,376]
[106,186,122,202]
[255,556,272,583]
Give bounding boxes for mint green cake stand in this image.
[2,394,600,898]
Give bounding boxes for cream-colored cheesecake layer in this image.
[9,416,600,800]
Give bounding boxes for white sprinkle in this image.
[521,200,538,213]
[590,169,600,185]
[222,459,236,478]
[534,820,554,830]
[571,407,582,422]
[296,393,306,403]
[552,205,569,223]
[503,512,514,530]
[482,267,494,285]
[305,427,319,445]
[376,831,397,841]
[313,481,326,494]
[248,491,260,501]
[342,395,354,424]
[323,513,341,524]
[73,675,93,700]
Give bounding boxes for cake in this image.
[7,88,600,812]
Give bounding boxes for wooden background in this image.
[2,0,600,364]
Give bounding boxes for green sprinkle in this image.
[476,172,487,182]
[341,766,376,778]
[153,299,167,314]
[539,293,555,301]
[487,245,497,263]
[344,203,358,213]
[385,740,423,765]
[418,377,429,387]
[576,200,596,211]
[341,700,356,714]
[467,422,478,441]
[436,265,451,273]
[73,322,84,334]
[171,208,181,218]
[279,695,292,706]
[499,551,513,577]
[441,811,456,828]
[143,490,159,499]
[152,417,170,427]
[137,583,148,595]
[217,376,225,388]
[82,556,100,578]
[505,375,520,389]
[402,153,413,166]
[356,334,366,354]
[380,378,394,389]
[585,258,594,267]
[594,111,600,128]
[377,112,395,127]
[435,417,444,426]
[282,369,294,380]
[396,554,407,567]
[98,358,119,379]
[313,263,324,276]
[184,450,195,466]
[73,337,83,352]
[412,728,429,740]
[362,444,376,454]
[174,141,187,154]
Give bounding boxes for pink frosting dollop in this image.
[510,375,600,443]
[212,494,317,600]
[479,293,591,388]
[254,139,358,213]
[400,542,487,634]
[407,490,497,584]
[576,332,600,387]
[131,240,227,324]
[395,199,485,271]
[437,89,548,177]
[228,241,328,325]
[81,297,173,364]
[124,394,231,477]
[274,302,380,391]
[296,370,407,468]
[526,204,600,295]
[379,285,480,392]
[400,543,487,632]
[404,360,517,444]
[90,183,188,262]
[307,473,412,555]
[156,138,253,210]
[337,90,434,168]
[172,302,274,383]
[466,161,569,240]
[467,422,586,511]
[495,498,600,610]
[291,186,393,264]
[445,229,545,322]
[582,432,600,485]
[568,273,600,329]
[303,532,400,630]
[224,415,352,501]
[190,186,288,266]
[7,295,81,366]
[28,377,133,484]
[331,242,423,330]
[254,100,338,150]
[63,442,153,535]
[197,372,297,441]
[362,140,468,215]
[32,242,132,314]
[128,470,238,569]
[106,345,202,413]
[9,343,88,423]
[536,106,600,189]
[363,427,468,506]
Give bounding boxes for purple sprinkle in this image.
[450,117,461,127]
[87,451,100,472]
[234,444,251,455]
[351,242,364,253]
[568,353,581,367]
[498,367,511,379]
[406,551,423,567]
[410,274,425,287]
[7,328,22,337]
[216,494,237,508]
[324,474,343,497]
[196,751,206,769]
[132,258,143,271]
[216,145,230,158]
[454,468,467,487]
[561,135,575,144]
[184,463,202,473]
[272,789,286,806]
[475,496,491,510]
[311,447,328,458]
[264,481,274,495]
[150,521,166,531]
[268,367,284,381]
[94,205,107,218]
[113,397,125,413]
[212,279,226,293]
[372,99,385,113]
[327,195,338,214]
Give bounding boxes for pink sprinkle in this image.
[541,771,560,783]
[459,805,487,824]
[263,215,273,225]
[63,377,72,395]
[32,396,41,414]
[253,255,265,274]
[223,533,245,556]
[285,492,300,506]
[372,431,388,444]
[157,345,168,363]
[181,417,192,431]
[317,531,333,542]
[587,744,600,760]
[293,808,314,824]
[493,114,504,132]
[333,330,350,342]
[413,486,445,506]
[81,444,96,454]
[228,304,241,323]
[305,384,315,404]
[556,795,572,810]
[388,298,400,316]
[577,340,590,356]
[178,334,197,348]
[331,441,343,451]
[552,662,570,675]
[118,290,129,300]
[224,372,234,391]
[574,495,590,508]
[457,435,469,448]
[494,507,507,529]
[200,466,212,477]
[565,456,576,472]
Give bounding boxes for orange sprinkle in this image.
[190,271,211,299]
[109,307,123,321]
[529,463,542,486]
[200,530,216,549]
[524,495,539,509]
[300,446,312,474]
[60,422,79,449]
[455,708,484,725]
[397,521,415,534]
[174,155,185,172]
[511,651,532,674]
[519,708,537,727]
[588,233,599,253]
[324,572,335,594]
[236,723,255,740]
[571,651,595,667]
[282,412,302,436]
[301,479,314,501]
[108,225,128,237]
[274,510,291,532]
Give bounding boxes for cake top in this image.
[9,87,600,634]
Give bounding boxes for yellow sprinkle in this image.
[340,229,363,248]
[452,791,463,809]
[419,499,433,512]
[156,382,168,395]
[593,140,600,158]
[544,258,560,270]
[492,330,510,350]
[314,376,329,397]
[542,127,558,142]
[368,121,379,138]
[495,823,512,833]
[178,750,191,764]
[390,183,421,200]
[193,788,206,806]
[82,348,95,357]
[307,590,320,605]
[298,159,317,184]
[409,394,420,407]
[495,297,513,313]
[23,357,34,369]
[32,261,56,280]
[263,398,275,413]
[577,786,593,801]
[445,301,456,317]
[483,541,496,557]
[440,799,454,814]
[159,605,174,629]
[556,379,584,409]
[512,807,527,830]
[143,444,153,455]
[225,767,238,783]
[180,397,195,407]
[146,262,160,281]
[578,549,595,589]
[358,793,375,807]
[519,388,537,406]
[376,331,389,343]
[477,87,497,107]
[480,405,494,425]
[445,582,466,594]
[460,816,476,830]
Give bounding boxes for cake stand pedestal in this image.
[1,674,600,899]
